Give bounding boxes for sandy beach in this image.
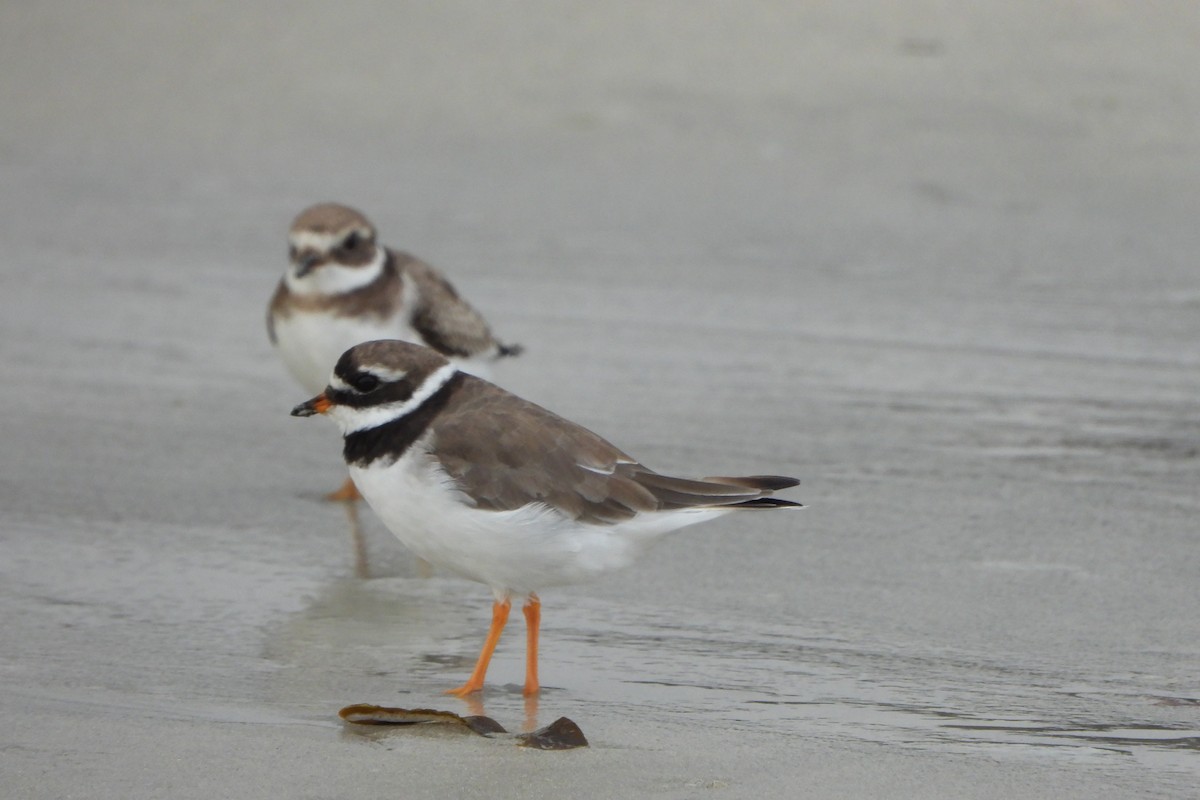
[2,3,1198,797]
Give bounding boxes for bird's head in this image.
[285,203,383,295]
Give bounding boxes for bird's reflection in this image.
[340,499,370,579]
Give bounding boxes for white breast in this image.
[272,310,422,394]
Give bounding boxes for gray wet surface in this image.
[3,2,1200,798]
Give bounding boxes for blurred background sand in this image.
[1,3,1198,797]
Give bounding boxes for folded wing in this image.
[431,379,799,524]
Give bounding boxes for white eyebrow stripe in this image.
[329,364,407,393]
[290,226,373,250]
[289,230,340,251]
[370,365,408,382]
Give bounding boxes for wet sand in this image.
[2,3,1198,797]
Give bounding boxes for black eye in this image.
[349,373,380,393]
[341,232,360,251]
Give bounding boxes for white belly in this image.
[349,443,727,598]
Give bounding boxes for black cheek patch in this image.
[330,377,416,409]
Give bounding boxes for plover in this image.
[292,339,801,696]
[268,202,521,501]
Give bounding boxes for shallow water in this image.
[3,485,1197,796]
[262,570,1200,776]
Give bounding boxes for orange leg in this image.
[325,476,362,503]
[446,600,511,697]
[523,594,541,696]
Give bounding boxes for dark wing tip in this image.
[626,470,801,512]
[703,475,800,491]
[730,498,804,509]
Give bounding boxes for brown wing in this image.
[397,252,509,359]
[430,378,798,524]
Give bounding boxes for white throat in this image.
[285,246,386,297]
[329,362,459,435]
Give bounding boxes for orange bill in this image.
[291,392,333,417]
